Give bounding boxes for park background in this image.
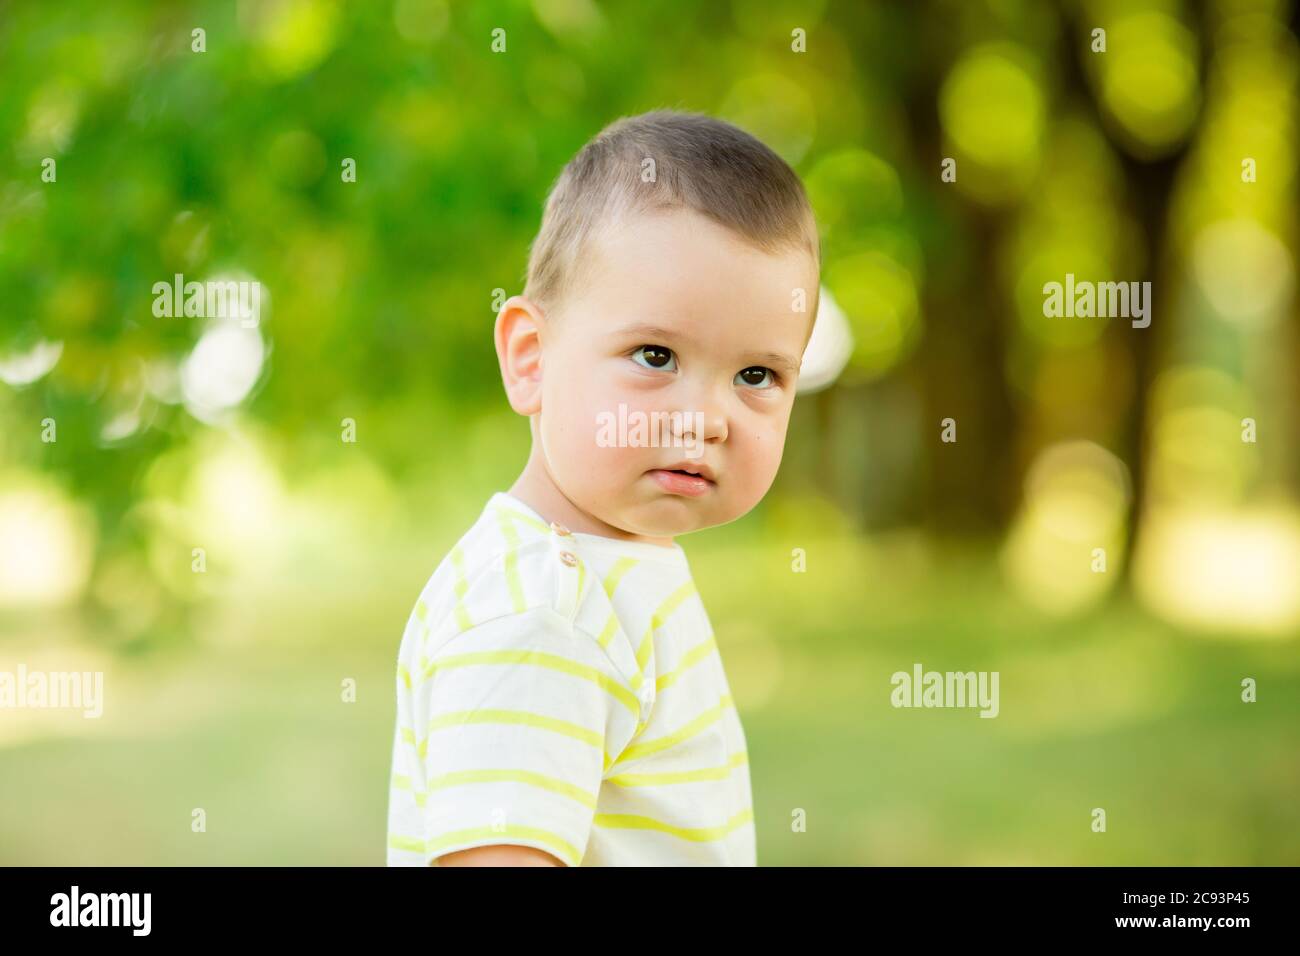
[1,0,1298,864]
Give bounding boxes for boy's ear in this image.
[494,294,546,416]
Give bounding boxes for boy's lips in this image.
[656,459,716,481]
[647,461,716,497]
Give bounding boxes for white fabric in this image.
[386,492,756,866]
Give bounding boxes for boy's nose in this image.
[675,388,727,445]
[697,407,727,443]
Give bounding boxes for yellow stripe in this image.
[494,511,528,614]
[432,769,597,808]
[655,580,697,621]
[632,581,697,680]
[602,558,638,598]
[408,706,619,772]
[450,546,469,598]
[595,611,620,650]
[391,773,427,807]
[503,551,526,613]
[494,504,551,536]
[616,694,733,764]
[398,664,412,690]
[415,598,428,621]
[396,768,597,809]
[606,751,748,787]
[593,807,753,843]
[450,546,473,631]
[426,708,604,748]
[388,834,426,854]
[655,634,717,694]
[420,649,640,717]
[389,825,581,866]
[399,724,430,760]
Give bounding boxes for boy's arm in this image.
[432,845,565,867]
[409,606,639,868]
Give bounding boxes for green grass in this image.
[2,531,1296,865]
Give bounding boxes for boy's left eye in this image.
[631,344,677,372]
[736,367,776,389]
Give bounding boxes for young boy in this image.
[387,109,821,866]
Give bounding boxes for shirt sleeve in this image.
[409,604,640,866]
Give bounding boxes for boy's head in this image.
[496,109,821,544]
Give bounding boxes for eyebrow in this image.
[615,324,695,346]
[615,323,799,376]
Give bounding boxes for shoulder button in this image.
[558,550,578,567]
[550,521,572,536]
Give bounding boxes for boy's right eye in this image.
[631,344,677,372]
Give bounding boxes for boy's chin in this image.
[616,497,724,539]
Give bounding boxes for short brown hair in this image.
[524,109,821,313]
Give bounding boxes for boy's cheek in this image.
[733,448,786,515]
[732,424,789,486]
[581,436,647,482]
[546,384,605,443]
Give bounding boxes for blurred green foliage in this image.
[2,0,1298,864]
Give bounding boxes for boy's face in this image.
[535,206,817,542]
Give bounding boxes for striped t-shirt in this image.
[386,491,756,866]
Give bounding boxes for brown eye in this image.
[632,345,676,371]
[736,366,774,388]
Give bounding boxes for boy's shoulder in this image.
[406,495,640,664]
[411,493,561,643]
[401,493,701,698]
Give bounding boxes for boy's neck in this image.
[508,449,677,549]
